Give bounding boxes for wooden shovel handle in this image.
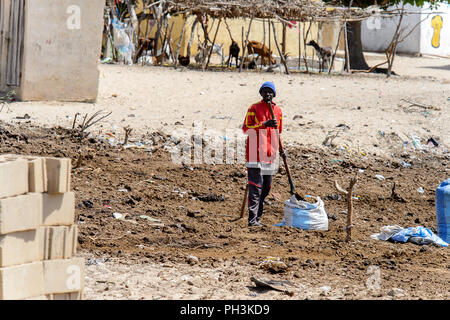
[240,184,249,218]
[268,102,296,195]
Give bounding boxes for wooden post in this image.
[241,25,244,68]
[302,21,312,74]
[204,18,222,70]
[282,22,286,57]
[311,22,316,72]
[328,21,344,75]
[268,18,272,67]
[152,5,164,57]
[344,22,350,72]
[344,0,353,73]
[317,22,322,72]
[186,17,199,62]
[174,14,189,69]
[298,20,302,70]
[262,19,266,70]
[334,177,358,242]
[163,21,175,64]
[239,16,254,72]
[271,21,289,75]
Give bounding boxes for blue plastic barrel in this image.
[436,179,450,243]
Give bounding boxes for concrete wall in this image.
[361,4,421,54]
[420,2,450,56]
[362,3,450,56]
[18,0,104,102]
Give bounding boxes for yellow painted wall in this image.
[133,0,342,60]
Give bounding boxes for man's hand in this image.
[264,119,278,128]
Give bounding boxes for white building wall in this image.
[361,4,421,54]
[361,2,450,56]
[420,2,450,56]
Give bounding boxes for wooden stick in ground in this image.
[204,18,222,70]
[312,22,317,72]
[241,25,244,68]
[328,21,344,75]
[165,21,175,63]
[302,21,312,73]
[271,21,290,74]
[123,126,133,145]
[334,177,358,242]
[343,22,350,72]
[239,16,254,72]
[173,14,189,69]
[268,18,272,68]
[317,21,322,72]
[400,99,440,111]
[343,0,353,73]
[262,19,266,70]
[239,184,249,219]
[298,20,301,70]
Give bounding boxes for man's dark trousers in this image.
[247,167,273,225]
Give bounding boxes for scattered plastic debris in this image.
[187,255,199,265]
[139,215,161,222]
[427,138,439,147]
[87,258,108,266]
[388,288,406,297]
[82,200,94,208]
[400,161,411,168]
[113,212,123,219]
[417,187,424,194]
[411,135,423,149]
[371,225,448,247]
[319,286,331,296]
[375,174,385,181]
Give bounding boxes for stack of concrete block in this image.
[0,155,83,300]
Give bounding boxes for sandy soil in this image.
[1,53,449,158]
[0,54,449,301]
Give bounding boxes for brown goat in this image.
[246,40,276,66]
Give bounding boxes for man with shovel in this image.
[242,81,282,227]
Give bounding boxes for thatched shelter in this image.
[106,1,381,74]
[167,0,373,22]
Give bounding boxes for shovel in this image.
[267,101,304,201]
[237,101,303,220]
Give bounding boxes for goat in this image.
[195,43,224,66]
[307,40,333,72]
[136,38,155,61]
[239,54,258,69]
[246,40,276,66]
[178,55,190,67]
[226,40,240,67]
[153,51,170,66]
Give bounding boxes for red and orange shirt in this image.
[242,100,283,165]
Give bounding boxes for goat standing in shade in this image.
[227,40,240,67]
[307,40,333,72]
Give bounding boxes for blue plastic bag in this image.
[390,226,448,247]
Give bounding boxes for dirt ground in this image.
[0,53,449,300]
